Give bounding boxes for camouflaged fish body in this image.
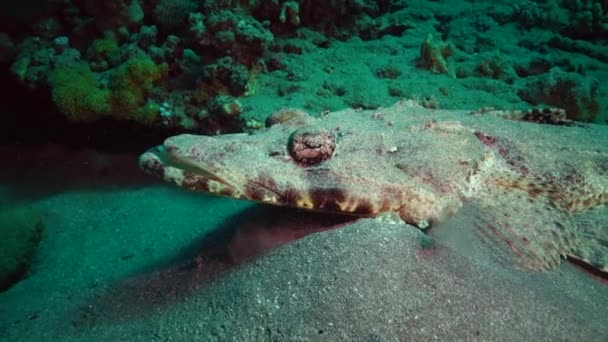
[139,100,608,273]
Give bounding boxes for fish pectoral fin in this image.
[570,208,608,274]
[472,176,578,272]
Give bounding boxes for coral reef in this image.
[561,0,608,39]
[49,55,168,124]
[518,68,604,123]
[1,0,607,135]
[512,0,608,39]
[81,0,144,32]
[48,62,112,122]
[86,37,120,71]
[476,52,516,84]
[4,0,378,132]
[154,0,197,32]
[417,33,455,75]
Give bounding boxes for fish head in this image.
[139,106,486,225]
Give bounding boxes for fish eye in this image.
[288,126,336,166]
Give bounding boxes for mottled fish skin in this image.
[140,100,608,273]
[469,107,574,126]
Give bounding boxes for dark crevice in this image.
[0,64,179,154]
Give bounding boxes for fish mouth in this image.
[139,146,167,179]
[139,146,240,197]
[139,146,396,216]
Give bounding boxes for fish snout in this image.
[139,146,166,178]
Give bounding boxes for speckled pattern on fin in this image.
[469,107,574,126]
[571,208,608,273]
[472,171,578,271]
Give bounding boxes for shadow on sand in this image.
[71,206,356,327]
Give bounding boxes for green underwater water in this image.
[1,0,608,340]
